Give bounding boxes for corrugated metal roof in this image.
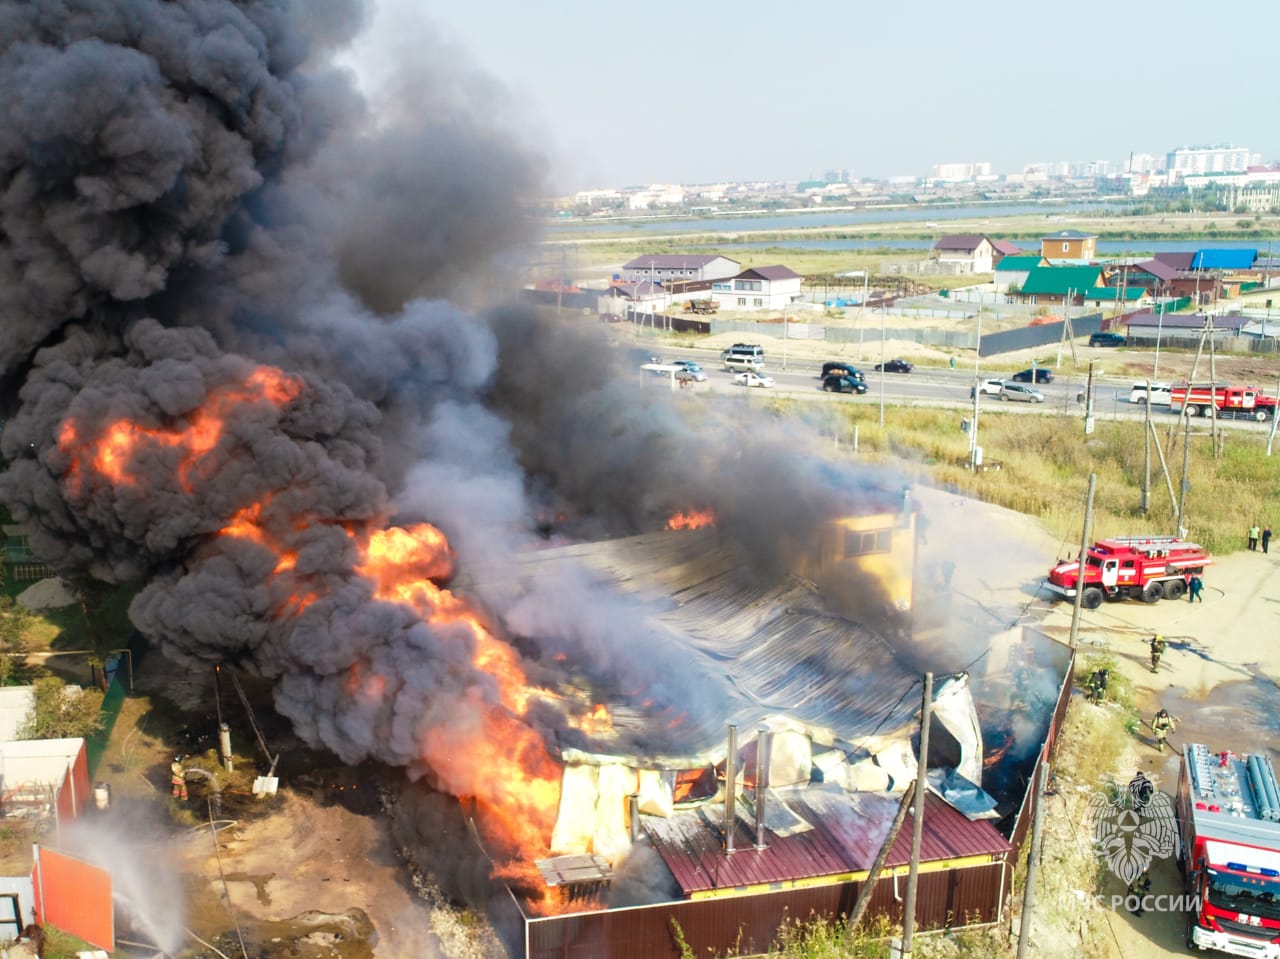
[1192,249,1257,270]
[1126,312,1250,331]
[1133,258,1180,281]
[933,235,987,252]
[994,255,1045,272]
[991,239,1022,256]
[498,530,921,767]
[1083,286,1144,301]
[1153,251,1196,270]
[737,265,801,281]
[1040,229,1097,240]
[646,788,1010,896]
[1019,265,1103,295]
[622,254,736,269]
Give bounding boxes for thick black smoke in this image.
[0,0,909,832]
[0,0,552,783]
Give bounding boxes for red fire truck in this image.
[1044,535,1211,609]
[1169,383,1279,421]
[1178,742,1280,956]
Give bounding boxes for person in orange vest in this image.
[170,757,188,800]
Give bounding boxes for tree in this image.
[18,677,104,741]
[0,596,30,686]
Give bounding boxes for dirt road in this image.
[1037,544,1280,957]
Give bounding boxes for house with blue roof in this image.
[1191,249,1256,271]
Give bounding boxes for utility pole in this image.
[1141,378,1152,513]
[969,305,983,470]
[1083,361,1097,436]
[900,671,933,959]
[1015,763,1050,959]
[1068,474,1096,650]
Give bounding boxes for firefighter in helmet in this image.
[1086,668,1109,705]
[1151,709,1176,752]
[170,756,188,800]
[1149,633,1166,673]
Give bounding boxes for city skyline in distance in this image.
[343,0,1280,193]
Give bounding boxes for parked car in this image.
[733,371,776,389]
[971,378,1005,398]
[1011,368,1053,384]
[1089,331,1126,348]
[671,360,707,382]
[821,361,865,380]
[999,382,1045,403]
[822,374,869,395]
[874,359,913,374]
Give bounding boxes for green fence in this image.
[85,633,149,778]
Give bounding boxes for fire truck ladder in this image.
[1106,535,1185,547]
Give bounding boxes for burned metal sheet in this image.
[499,530,924,769]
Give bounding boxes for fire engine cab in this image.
[1044,535,1211,609]
[1179,743,1280,957]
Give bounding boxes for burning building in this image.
[0,4,1073,956]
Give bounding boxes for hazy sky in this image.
[343,0,1280,193]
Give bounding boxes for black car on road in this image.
[1011,367,1053,384]
[1088,331,1126,347]
[821,361,865,380]
[822,374,869,395]
[874,359,913,374]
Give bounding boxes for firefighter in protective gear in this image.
[1149,634,1166,673]
[1086,668,1108,705]
[1151,709,1176,752]
[170,757,188,800]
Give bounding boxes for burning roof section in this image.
[487,529,924,768]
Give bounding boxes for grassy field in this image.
[769,401,1280,557]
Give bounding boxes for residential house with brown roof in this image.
[710,265,804,311]
[932,235,996,272]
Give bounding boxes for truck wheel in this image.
[1186,918,1198,950]
[1163,579,1186,600]
[1188,405,1203,417]
[1082,587,1103,610]
[1142,581,1163,604]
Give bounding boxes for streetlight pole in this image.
[857,269,869,361]
[1153,295,1166,381]
[879,302,887,428]
[969,305,983,470]
[782,303,788,371]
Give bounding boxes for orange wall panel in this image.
[32,846,113,951]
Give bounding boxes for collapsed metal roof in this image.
[501,529,922,768]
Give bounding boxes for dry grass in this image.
[790,404,1280,557]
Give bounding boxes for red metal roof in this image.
[646,790,1010,897]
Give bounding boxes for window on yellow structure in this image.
[843,528,892,558]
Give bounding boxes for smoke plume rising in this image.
[0,0,920,890]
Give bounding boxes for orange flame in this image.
[56,364,572,889]
[57,365,303,494]
[666,508,715,530]
[568,703,613,737]
[354,524,563,866]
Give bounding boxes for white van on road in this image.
[1128,382,1173,405]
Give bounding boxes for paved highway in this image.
[635,346,1277,433]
